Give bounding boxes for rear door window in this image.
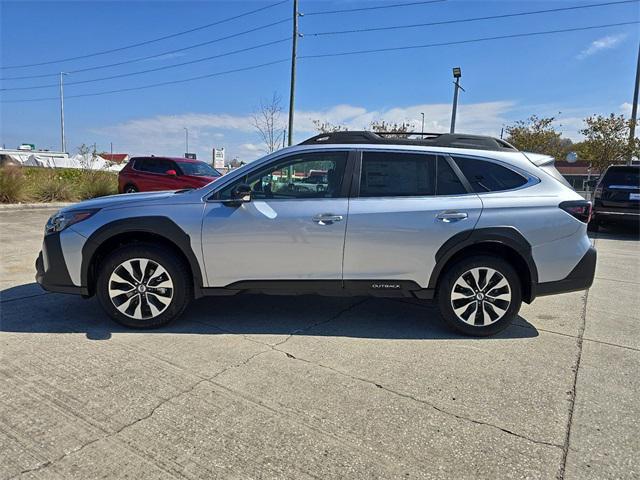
[453,156,527,192]
[436,156,467,195]
[360,151,436,197]
[139,158,171,174]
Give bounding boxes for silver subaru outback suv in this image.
[36,131,596,336]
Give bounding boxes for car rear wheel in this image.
[437,255,522,336]
[96,244,192,328]
[124,184,138,193]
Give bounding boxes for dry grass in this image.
[0,166,27,203]
[0,166,119,203]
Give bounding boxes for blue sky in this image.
[1,0,639,162]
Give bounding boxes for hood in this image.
[60,190,178,213]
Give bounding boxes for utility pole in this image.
[184,127,189,155]
[421,112,425,135]
[59,72,67,153]
[450,67,463,134]
[628,41,639,165]
[287,0,298,146]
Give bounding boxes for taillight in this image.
[559,200,592,223]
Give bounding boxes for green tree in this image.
[578,113,639,171]
[505,115,571,159]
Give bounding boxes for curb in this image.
[0,202,75,211]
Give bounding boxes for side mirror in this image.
[166,169,177,176]
[231,184,252,203]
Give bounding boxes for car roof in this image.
[131,156,206,164]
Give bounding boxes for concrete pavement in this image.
[1,208,638,479]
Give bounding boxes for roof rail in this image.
[299,131,518,152]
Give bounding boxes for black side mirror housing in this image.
[226,184,252,206]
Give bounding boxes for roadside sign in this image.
[213,148,225,169]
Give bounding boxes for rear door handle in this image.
[436,211,468,222]
[312,214,343,225]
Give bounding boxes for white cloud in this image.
[90,101,516,161]
[577,34,627,59]
[620,102,639,117]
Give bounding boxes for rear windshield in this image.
[602,167,639,187]
[179,162,220,177]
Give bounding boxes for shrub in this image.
[77,171,118,200]
[0,166,27,203]
[33,171,76,202]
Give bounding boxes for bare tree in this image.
[369,120,411,138]
[252,93,284,153]
[312,120,348,133]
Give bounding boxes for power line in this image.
[0,59,290,103]
[304,0,445,16]
[1,18,290,81]
[305,0,639,37]
[300,21,639,59]
[0,0,289,70]
[4,21,637,104]
[1,38,291,91]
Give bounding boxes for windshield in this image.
[602,167,640,187]
[179,161,220,177]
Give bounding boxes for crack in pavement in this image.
[7,341,279,480]
[513,321,640,353]
[268,345,564,450]
[557,264,592,479]
[202,299,563,450]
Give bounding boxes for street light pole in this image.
[628,41,639,165]
[287,0,298,146]
[450,67,463,134]
[421,112,425,135]
[59,72,67,153]
[184,127,189,155]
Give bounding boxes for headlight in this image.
[45,209,99,235]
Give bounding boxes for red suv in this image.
[118,157,222,193]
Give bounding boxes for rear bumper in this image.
[35,233,88,296]
[533,246,597,298]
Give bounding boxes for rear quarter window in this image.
[453,156,528,193]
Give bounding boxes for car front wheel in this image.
[96,244,192,328]
[437,255,522,336]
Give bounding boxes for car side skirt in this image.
[201,280,435,300]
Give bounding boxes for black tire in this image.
[587,218,599,232]
[123,184,138,193]
[96,243,192,328]
[437,255,522,337]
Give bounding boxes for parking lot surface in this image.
[1,207,638,480]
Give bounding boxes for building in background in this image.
[100,153,129,165]
[555,160,600,191]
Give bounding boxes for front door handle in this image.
[436,211,468,222]
[312,214,343,225]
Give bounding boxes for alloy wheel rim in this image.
[450,267,511,326]
[108,258,174,320]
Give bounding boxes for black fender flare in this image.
[428,227,539,301]
[81,216,204,295]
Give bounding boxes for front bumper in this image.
[35,232,87,295]
[533,246,597,297]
